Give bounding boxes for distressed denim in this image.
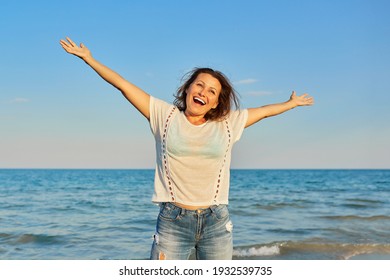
[150,202,233,260]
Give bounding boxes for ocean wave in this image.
[320,215,390,221]
[233,241,390,260]
[341,203,371,209]
[234,244,280,257]
[374,180,390,185]
[345,198,384,204]
[0,233,13,240]
[342,199,384,209]
[18,234,64,245]
[254,202,307,210]
[0,233,64,245]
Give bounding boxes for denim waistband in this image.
[161,202,225,215]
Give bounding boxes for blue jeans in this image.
[150,202,233,260]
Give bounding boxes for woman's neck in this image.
[184,111,207,125]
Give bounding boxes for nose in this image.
[198,89,206,97]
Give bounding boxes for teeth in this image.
[194,97,206,105]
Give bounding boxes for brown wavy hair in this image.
[173,67,240,121]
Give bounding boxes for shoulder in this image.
[150,96,173,110]
[150,96,178,117]
[223,109,248,142]
[149,96,178,134]
[226,108,248,122]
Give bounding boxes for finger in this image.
[66,37,76,47]
[59,39,69,47]
[60,41,74,54]
[301,93,309,98]
[59,41,70,50]
[306,98,314,105]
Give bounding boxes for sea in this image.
[0,169,389,260]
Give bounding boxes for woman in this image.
[60,37,314,260]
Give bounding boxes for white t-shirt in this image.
[149,96,248,206]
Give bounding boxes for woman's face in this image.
[185,73,221,119]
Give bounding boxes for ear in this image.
[211,101,219,109]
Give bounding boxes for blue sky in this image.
[1,0,389,169]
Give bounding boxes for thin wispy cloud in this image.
[9,98,30,104]
[245,91,273,96]
[234,78,258,85]
[145,72,154,77]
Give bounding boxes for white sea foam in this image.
[233,245,280,257]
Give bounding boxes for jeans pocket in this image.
[211,205,229,220]
[158,203,182,221]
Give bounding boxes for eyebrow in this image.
[196,79,218,91]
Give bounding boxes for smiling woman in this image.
[59,36,313,260]
[184,73,221,125]
[174,68,240,124]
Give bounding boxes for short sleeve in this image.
[149,96,174,136]
[227,109,248,143]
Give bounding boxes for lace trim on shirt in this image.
[162,106,177,202]
[213,119,231,204]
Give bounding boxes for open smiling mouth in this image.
[193,97,206,106]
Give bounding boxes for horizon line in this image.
[0,167,389,171]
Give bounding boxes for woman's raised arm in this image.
[245,91,314,128]
[60,37,150,119]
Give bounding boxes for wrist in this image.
[82,54,94,64]
[286,99,297,109]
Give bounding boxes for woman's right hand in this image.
[60,37,92,61]
[59,36,151,119]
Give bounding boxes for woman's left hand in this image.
[289,91,314,107]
